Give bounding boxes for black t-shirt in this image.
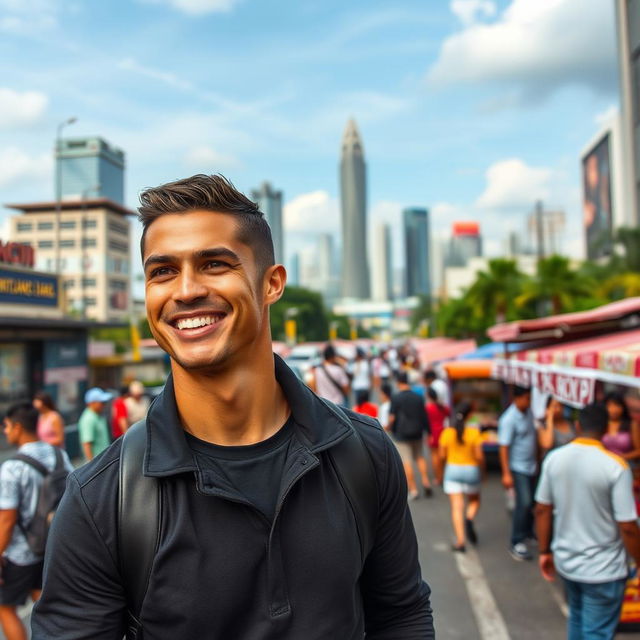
[390,390,430,441]
[185,416,295,521]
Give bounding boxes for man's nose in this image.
[173,268,208,304]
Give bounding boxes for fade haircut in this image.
[138,174,275,275]
[5,402,39,435]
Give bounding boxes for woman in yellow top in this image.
[439,401,484,552]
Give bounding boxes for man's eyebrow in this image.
[143,247,241,272]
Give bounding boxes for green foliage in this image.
[90,326,132,354]
[410,295,432,332]
[270,286,329,342]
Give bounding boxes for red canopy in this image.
[488,297,640,343]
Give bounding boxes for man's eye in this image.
[205,261,228,269]
[150,266,173,278]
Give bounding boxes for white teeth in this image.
[175,315,221,330]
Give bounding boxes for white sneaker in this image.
[408,490,419,501]
[509,542,532,561]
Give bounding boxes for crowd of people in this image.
[0,380,150,640]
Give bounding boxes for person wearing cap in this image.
[124,380,150,426]
[78,388,113,461]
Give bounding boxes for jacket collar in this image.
[144,354,352,477]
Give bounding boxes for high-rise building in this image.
[252,182,284,265]
[403,207,431,298]
[340,119,370,299]
[8,198,133,322]
[288,253,300,286]
[372,223,393,301]
[615,0,640,226]
[57,137,125,204]
[318,233,339,301]
[447,222,482,267]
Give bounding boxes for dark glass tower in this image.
[403,207,431,297]
[340,119,370,299]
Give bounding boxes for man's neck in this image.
[17,435,38,447]
[172,350,290,447]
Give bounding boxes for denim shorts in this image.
[444,464,481,495]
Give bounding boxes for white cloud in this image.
[140,0,240,15]
[476,158,552,210]
[451,0,496,26]
[284,191,339,234]
[595,104,618,128]
[0,147,51,188]
[118,58,193,91]
[0,0,58,32]
[428,0,617,102]
[0,88,48,129]
[183,145,239,170]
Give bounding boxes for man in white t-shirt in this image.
[424,370,450,408]
[349,349,372,396]
[535,403,640,640]
[308,344,350,406]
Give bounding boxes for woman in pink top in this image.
[425,387,450,485]
[602,391,640,461]
[33,391,65,447]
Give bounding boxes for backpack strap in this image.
[11,453,49,477]
[118,420,161,640]
[322,400,379,566]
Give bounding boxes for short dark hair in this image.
[424,370,436,381]
[5,402,39,434]
[138,174,275,275]
[380,383,392,399]
[579,403,608,436]
[323,344,336,361]
[513,385,531,398]
[426,387,439,402]
[355,389,370,405]
[396,371,409,385]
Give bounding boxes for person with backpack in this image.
[308,344,351,407]
[32,174,434,639]
[0,403,72,640]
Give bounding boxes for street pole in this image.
[55,117,77,275]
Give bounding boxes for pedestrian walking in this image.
[602,391,640,462]
[32,174,434,639]
[349,348,372,402]
[353,389,377,418]
[78,388,113,461]
[308,344,351,406]
[124,380,150,427]
[0,403,73,640]
[424,369,450,408]
[535,403,640,640]
[439,401,483,551]
[426,387,450,486]
[32,392,65,448]
[111,386,129,440]
[498,385,537,561]
[377,383,392,431]
[389,371,432,499]
[537,396,578,453]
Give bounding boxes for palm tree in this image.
[466,259,525,324]
[516,255,593,315]
[599,273,640,300]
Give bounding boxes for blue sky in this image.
[0,0,619,288]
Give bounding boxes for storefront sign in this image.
[492,360,596,408]
[0,268,58,306]
[0,241,34,268]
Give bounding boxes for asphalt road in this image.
[412,472,640,640]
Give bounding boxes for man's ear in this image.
[263,264,287,306]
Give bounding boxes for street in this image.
[413,473,640,640]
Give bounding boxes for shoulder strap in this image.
[324,401,379,566]
[118,420,161,639]
[320,365,347,398]
[11,453,49,477]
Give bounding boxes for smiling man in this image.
[31,174,433,639]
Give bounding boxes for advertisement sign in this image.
[583,133,613,260]
[0,268,58,307]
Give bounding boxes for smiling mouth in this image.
[173,314,226,330]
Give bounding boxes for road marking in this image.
[548,581,569,618]
[454,547,511,640]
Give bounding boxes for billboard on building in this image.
[582,133,613,260]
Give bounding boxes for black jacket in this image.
[32,357,433,639]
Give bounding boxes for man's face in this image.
[3,418,19,445]
[143,209,275,372]
[89,401,105,414]
[514,393,531,411]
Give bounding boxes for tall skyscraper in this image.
[252,182,284,265]
[403,207,431,298]
[318,233,339,300]
[447,222,483,267]
[340,119,370,299]
[372,223,393,301]
[57,137,125,204]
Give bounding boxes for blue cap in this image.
[85,388,113,404]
